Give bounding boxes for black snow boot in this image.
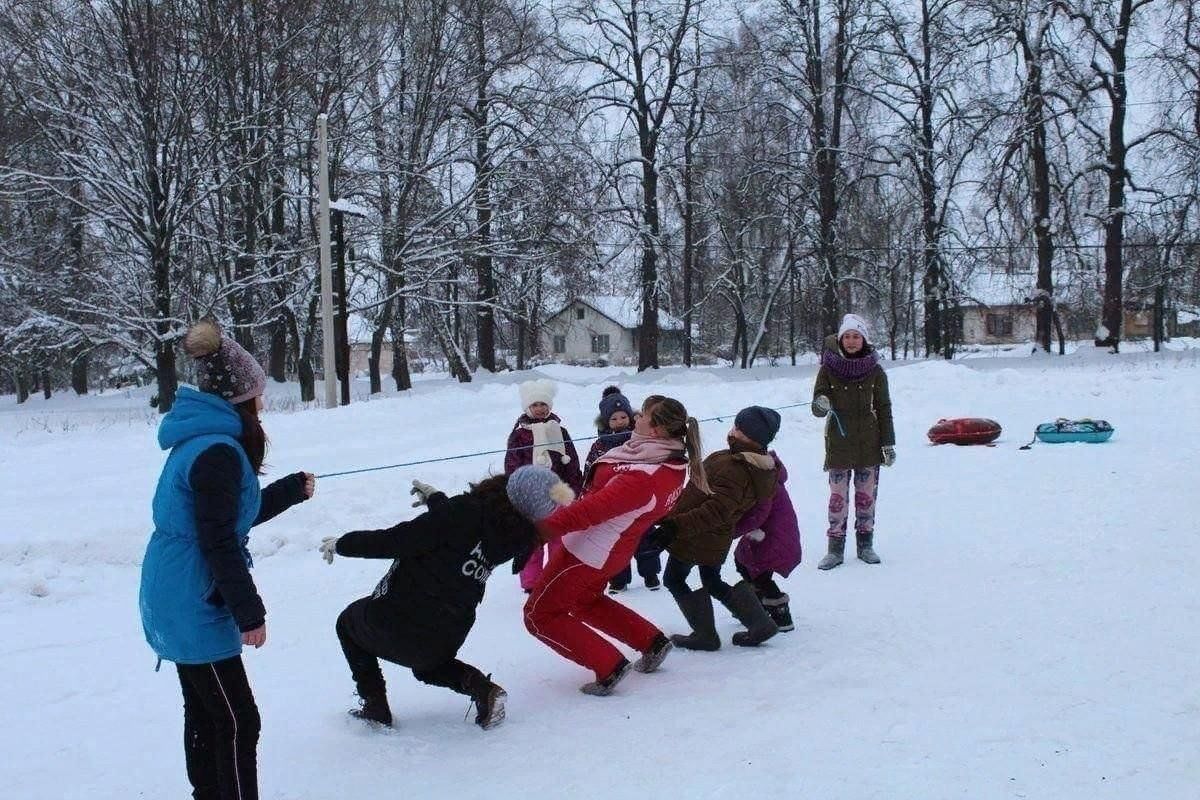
[722,581,779,647]
[668,589,721,651]
[818,536,846,570]
[856,533,881,564]
[349,692,393,727]
[465,672,507,731]
[762,594,794,632]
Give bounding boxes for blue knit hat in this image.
[734,406,781,449]
[506,465,574,522]
[598,385,635,428]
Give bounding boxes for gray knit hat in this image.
[506,465,574,522]
[183,320,267,405]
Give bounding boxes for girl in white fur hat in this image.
[505,379,584,591]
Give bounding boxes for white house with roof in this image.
[541,295,685,363]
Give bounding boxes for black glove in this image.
[644,519,677,550]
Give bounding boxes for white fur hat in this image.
[519,379,557,411]
[837,313,870,343]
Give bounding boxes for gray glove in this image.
[812,395,831,417]
[745,528,766,542]
[410,480,440,507]
[319,536,339,564]
[881,446,896,467]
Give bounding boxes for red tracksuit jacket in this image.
[540,458,687,576]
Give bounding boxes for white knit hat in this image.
[837,313,870,343]
[519,379,557,411]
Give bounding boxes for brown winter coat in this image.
[812,335,895,469]
[664,446,779,567]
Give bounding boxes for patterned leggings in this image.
[826,467,880,538]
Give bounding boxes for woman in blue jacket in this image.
[139,320,314,800]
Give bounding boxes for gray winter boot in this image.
[723,581,779,647]
[668,589,721,651]
[818,536,846,570]
[856,533,881,564]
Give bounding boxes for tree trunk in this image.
[638,136,662,371]
[71,351,89,395]
[472,12,497,373]
[16,373,29,404]
[41,370,52,400]
[268,315,288,382]
[334,215,350,405]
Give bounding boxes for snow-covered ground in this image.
[2,348,1198,799]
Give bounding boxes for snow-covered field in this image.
[2,348,1198,799]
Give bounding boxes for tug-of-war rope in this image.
[314,402,837,480]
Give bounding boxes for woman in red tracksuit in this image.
[523,395,709,696]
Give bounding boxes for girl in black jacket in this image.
[319,467,571,730]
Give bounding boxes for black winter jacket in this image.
[335,492,535,643]
[190,444,310,632]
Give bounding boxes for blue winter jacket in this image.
[139,387,262,665]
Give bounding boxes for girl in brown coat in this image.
[811,314,896,569]
[653,406,782,650]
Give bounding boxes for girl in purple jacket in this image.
[504,379,583,591]
[733,452,801,631]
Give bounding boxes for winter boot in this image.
[723,581,779,647]
[580,658,632,696]
[856,533,881,564]
[632,633,673,674]
[668,589,721,651]
[465,673,507,731]
[644,574,661,591]
[762,594,794,632]
[348,692,393,728]
[818,536,846,570]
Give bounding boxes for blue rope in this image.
[829,408,847,438]
[315,401,814,479]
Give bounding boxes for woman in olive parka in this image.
[811,314,896,569]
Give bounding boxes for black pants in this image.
[610,537,663,588]
[336,599,486,703]
[662,555,733,603]
[735,560,786,601]
[176,656,260,800]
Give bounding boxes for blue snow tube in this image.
[1034,418,1115,444]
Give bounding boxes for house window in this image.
[985,313,1013,336]
[591,334,610,353]
[552,335,566,354]
[575,307,585,320]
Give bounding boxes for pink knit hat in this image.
[183,320,267,405]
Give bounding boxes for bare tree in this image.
[556,0,702,370]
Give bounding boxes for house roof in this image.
[956,271,1034,307]
[551,295,685,331]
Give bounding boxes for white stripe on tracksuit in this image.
[209,663,244,800]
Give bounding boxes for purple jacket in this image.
[733,453,801,578]
[504,413,583,494]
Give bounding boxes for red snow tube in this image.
[927,417,1002,446]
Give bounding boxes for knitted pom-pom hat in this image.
[183,321,267,405]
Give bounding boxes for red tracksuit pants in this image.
[523,548,661,679]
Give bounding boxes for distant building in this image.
[957,271,1175,344]
[541,296,685,363]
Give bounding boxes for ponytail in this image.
[645,396,709,494]
[683,416,709,494]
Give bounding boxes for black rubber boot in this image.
[668,589,721,651]
[856,533,881,564]
[722,581,779,647]
[818,536,846,570]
